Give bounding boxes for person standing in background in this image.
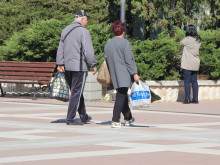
[104,20,140,128]
[180,25,201,104]
[56,10,97,125]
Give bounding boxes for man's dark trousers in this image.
[65,71,89,123]
[112,87,133,122]
[183,69,198,101]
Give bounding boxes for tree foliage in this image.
[131,0,219,38]
[199,29,220,79]
[131,27,220,80]
[0,0,113,45]
[0,0,219,80]
[131,27,183,80]
[1,19,67,62]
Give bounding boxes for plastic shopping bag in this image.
[130,80,151,108]
[50,71,70,102]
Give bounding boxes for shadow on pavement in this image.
[51,118,94,124]
[51,120,152,128]
[151,90,161,103]
[96,121,151,128]
[129,124,151,128]
[51,118,66,123]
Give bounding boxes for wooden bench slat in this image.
[0,72,53,77]
[0,61,57,99]
[0,62,56,68]
[0,76,51,81]
[0,79,50,85]
[0,67,55,72]
[0,61,55,64]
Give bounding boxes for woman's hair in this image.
[186,25,201,42]
[111,20,125,36]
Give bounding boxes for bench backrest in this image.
[0,61,57,85]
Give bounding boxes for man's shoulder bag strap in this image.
[61,26,81,42]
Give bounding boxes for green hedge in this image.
[199,30,220,79]
[131,27,220,80]
[87,23,113,68]
[130,28,182,80]
[0,19,65,62]
[0,19,219,80]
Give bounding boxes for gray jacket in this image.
[56,21,97,71]
[104,37,138,89]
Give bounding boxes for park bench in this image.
[0,61,56,100]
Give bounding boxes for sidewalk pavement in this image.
[0,97,220,165]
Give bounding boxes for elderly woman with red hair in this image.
[104,20,140,128]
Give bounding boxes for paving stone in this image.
[0,98,220,165]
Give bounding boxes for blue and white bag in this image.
[130,80,151,108]
[50,71,70,102]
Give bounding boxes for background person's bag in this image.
[50,71,70,102]
[130,80,151,107]
[97,59,112,87]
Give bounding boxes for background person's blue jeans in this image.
[183,69,199,101]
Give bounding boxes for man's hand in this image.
[133,74,140,83]
[92,67,97,75]
[57,66,65,72]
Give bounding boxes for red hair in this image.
[112,20,125,36]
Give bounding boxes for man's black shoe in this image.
[183,100,190,104]
[66,120,84,125]
[82,115,92,124]
[191,100,199,104]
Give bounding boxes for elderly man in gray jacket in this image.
[56,10,97,125]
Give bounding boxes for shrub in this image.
[199,29,220,79]
[130,29,182,80]
[1,22,219,80]
[130,27,220,80]
[0,19,67,62]
[0,18,111,64]
[87,23,113,68]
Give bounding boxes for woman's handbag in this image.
[97,59,112,87]
[50,71,70,102]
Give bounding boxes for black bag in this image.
[50,71,70,102]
